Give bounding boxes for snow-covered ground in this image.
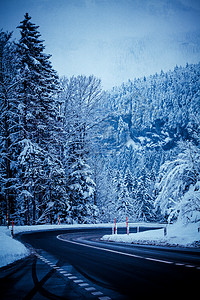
[102,221,200,248]
[0,227,29,268]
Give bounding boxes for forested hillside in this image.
[95,62,200,224]
[0,14,199,226]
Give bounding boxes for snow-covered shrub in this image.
[155,142,200,224]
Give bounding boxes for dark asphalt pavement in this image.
[0,227,200,299]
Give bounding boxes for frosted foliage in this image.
[181,181,200,223]
[155,143,200,223]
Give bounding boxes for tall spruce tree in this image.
[0,30,19,225]
[15,13,67,224]
[16,12,59,146]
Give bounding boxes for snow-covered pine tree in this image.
[15,13,67,224]
[16,13,59,147]
[69,158,96,223]
[124,167,134,194]
[98,160,117,222]
[134,168,154,221]
[0,30,19,224]
[116,177,134,222]
[115,167,136,221]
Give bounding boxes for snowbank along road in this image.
[0,227,200,299]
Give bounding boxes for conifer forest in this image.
[0,13,200,226]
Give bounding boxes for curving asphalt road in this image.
[1,227,200,299]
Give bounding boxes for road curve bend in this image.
[1,227,200,299]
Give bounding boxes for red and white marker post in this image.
[114,217,117,234]
[58,215,60,225]
[126,216,129,235]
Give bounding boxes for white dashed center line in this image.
[85,287,96,291]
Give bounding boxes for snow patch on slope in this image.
[102,222,200,247]
[0,228,29,268]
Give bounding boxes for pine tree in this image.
[112,167,135,222]
[134,168,154,221]
[0,30,19,224]
[124,167,134,194]
[69,159,96,223]
[117,180,134,222]
[99,162,118,222]
[15,13,67,224]
[16,13,59,146]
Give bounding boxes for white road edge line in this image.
[57,235,173,264]
[57,235,200,269]
[145,257,172,264]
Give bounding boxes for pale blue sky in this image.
[0,0,200,89]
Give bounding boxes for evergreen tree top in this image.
[17,13,40,36]
[16,12,59,91]
[17,13,45,54]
